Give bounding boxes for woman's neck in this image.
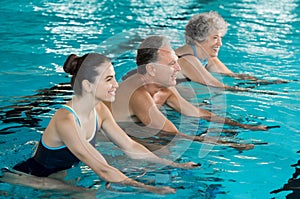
[68,95,97,119]
[191,43,208,60]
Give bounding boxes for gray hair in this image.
[136,35,170,74]
[185,11,228,44]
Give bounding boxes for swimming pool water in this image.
[0,0,299,198]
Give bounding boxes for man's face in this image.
[150,46,181,87]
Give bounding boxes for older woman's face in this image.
[200,30,223,57]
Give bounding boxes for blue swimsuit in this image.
[177,44,209,67]
[13,105,98,177]
[176,44,209,83]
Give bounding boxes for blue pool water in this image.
[0,0,299,198]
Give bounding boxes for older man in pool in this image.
[104,35,271,149]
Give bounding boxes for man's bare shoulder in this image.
[159,87,175,95]
[117,74,145,98]
[131,86,150,101]
[119,74,143,89]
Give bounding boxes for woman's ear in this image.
[82,79,93,93]
[146,64,156,76]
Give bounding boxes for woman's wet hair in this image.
[185,11,228,44]
[136,35,170,74]
[63,53,110,95]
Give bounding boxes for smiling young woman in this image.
[3,53,199,195]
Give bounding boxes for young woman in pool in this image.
[175,11,285,90]
[6,53,199,194]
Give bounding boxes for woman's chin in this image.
[105,96,115,102]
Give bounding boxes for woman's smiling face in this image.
[200,30,223,57]
[94,63,119,102]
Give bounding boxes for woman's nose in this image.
[217,38,222,46]
[113,78,119,88]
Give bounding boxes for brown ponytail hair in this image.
[63,53,110,95]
